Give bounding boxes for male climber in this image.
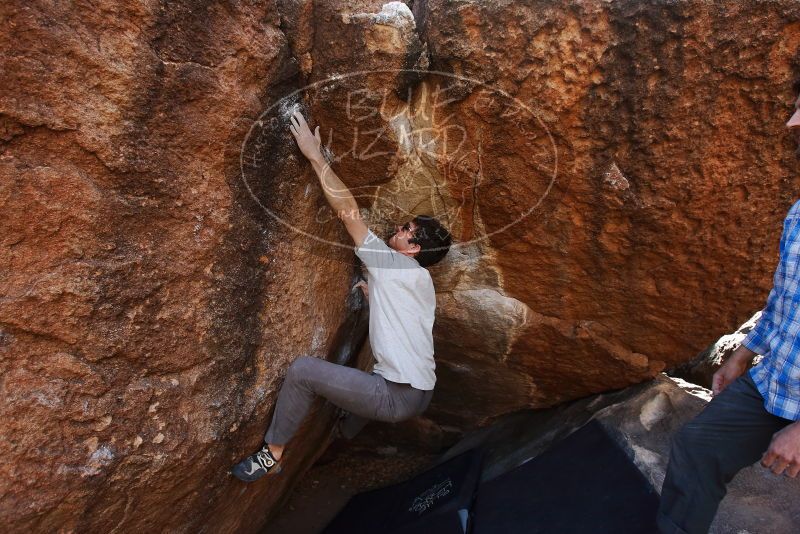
[231,110,452,482]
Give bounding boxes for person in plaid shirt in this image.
[657,96,800,533]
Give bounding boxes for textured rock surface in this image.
[0,1,359,532]
[670,311,763,388]
[416,0,800,421]
[3,0,800,531]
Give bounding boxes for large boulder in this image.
[3,0,800,531]
[0,1,358,532]
[416,0,800,424]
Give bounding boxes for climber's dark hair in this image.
[409,215,452,267]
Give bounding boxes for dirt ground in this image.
[260,388,462,533]
[263,440,439,533]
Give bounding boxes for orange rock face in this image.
[0,1,356,531]
[416,0,800,425]
[2,0,800,531]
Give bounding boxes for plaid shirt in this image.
[742,200,800,421]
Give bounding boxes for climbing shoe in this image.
[231,443,282,482]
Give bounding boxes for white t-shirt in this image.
[355,229,437,390]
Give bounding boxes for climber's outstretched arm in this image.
[288,110,368,247]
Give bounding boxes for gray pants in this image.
[658,373,791,534]
[264,356,434,445]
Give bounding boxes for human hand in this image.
[711,345,754,396]
[288,110,323,163]
[761,422,800,477]
[354,280,368,300]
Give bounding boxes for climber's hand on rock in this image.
[711,345,754,396]
[288,110,323,162]
[354,280,368,300]
[761,422,800,477]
